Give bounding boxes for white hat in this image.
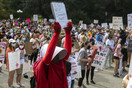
[40,44,67,61]
[9,39,16,44]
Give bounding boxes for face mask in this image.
[12,43,16,47]
[19,45,24,49]
[22,38,26,41]
[4,37,7,39]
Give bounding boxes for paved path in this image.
[0,63,128,88]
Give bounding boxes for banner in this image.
[33,14,38,21]
[87,42,109,69]
[0,42,7,60]
[8,51,20,71]
[128,14,132,30]
[94,20,99,24]
[112,16,123,30]
[51,2,68,28]
[10,14,13,19]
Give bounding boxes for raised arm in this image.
[64,22,72,60]
[42,22,61,65]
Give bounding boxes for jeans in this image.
[78,70,85,86]
[104,49,112,68]
[71,80,74,88]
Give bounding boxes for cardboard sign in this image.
[128,14,132,30]
[51,2,68,28]
[8,51,20,71]
[112,16,123,30]
[101,23,108,28]
[24,42,33,55]
[129,53,132,75]
[88,42,109,69]
[33,14,38,21]
[0,42,7,60]
[94,20,98,24]
[128,37,132,52]
[10,14,13,19]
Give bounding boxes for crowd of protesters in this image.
[0,19,132,88]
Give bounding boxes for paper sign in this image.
[51,2,68,28]
[101,23,108,28]
[128,14,132,30]
[0,42,7,60]
[23,60,30,74]
[8,51,20,71]
[75,65,82,78]
[129,53,132,75]
[109,23,113,28]
[10,14,13,19]
[33,14,38,21]
[94,20,99,24]
[112,16,123,30]
[70,57,78,74]
[88,42,109,69]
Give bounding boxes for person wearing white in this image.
[104,35,114,68]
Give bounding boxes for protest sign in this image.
[112,16,123,30]
[80,24,87,29]
[0,62,2,67]
[79,20,83,24]
[49,19,55,23]
[127,14,132,30]
[0,42,7,60]
[90,23,94,28]
[8,51,20,71]
[101,23,108,28]
[109,23,113,28]
[128,37,132,52]
[75,65,82,78]
[33,14,38,21]
[129,53,132,75]
[70,57,78,74]
[94,20,98,24]
[23,60,30,74]
[44,18,47,23]
[51,2,68,28]
[10,14,13,19]
[87,42,109,69]
[24,42,33,55]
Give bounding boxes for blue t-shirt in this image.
[96,34,102,42]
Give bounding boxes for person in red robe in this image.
[33,21,72,88]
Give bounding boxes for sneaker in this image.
[86,81,89,85]
[9,85,15,88]
[16,84,20,88]
[113,73,120,78]
[91,80,96,84]
[19,83,24,87]
[123,69,128,72]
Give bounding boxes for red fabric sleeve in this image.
[42,33,59,65]
[64,33,72,60]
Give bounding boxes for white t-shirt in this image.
[106,39,114,49]
[114,44,121,57]
[15,48,26,64]
[35,38,40,49]
[30,38,37,49]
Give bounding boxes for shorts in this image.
[16,64,23,75]
[113,56,120,60]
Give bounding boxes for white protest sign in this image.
[129,53,132,75]
[44,18,47,23]
[8,51,20,71]
[101,23,108,28]
[87,42,109,69]
[69,57,78,74]
[94,20,99,24]
[80,24,87,29]
[90,23,94,28]
[33,14,38,21]
[10,14,13,19]
[109,23,113,28]
[127,14,132,30]
[0,42,7,60]
[51,2,68,28]
[112,16,123,30]
[49,19,55,23]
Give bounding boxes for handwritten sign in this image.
[128,14,132,30]
[10,14,13,19]
[94,20,99,24]
[33,14,38,21]
[8,51,20,71]
[0,42,7,60]
[88,42,109,69]
[51,2,68,28]
[112,16,123,30]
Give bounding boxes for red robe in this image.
[33,32,72,88]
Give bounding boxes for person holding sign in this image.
[77,41,92,88]
[6,39,16,88]
[33,21,72,88]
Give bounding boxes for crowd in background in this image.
[0,19,132,88]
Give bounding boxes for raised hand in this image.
[64,21,73,34]
[53,22,61,34]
